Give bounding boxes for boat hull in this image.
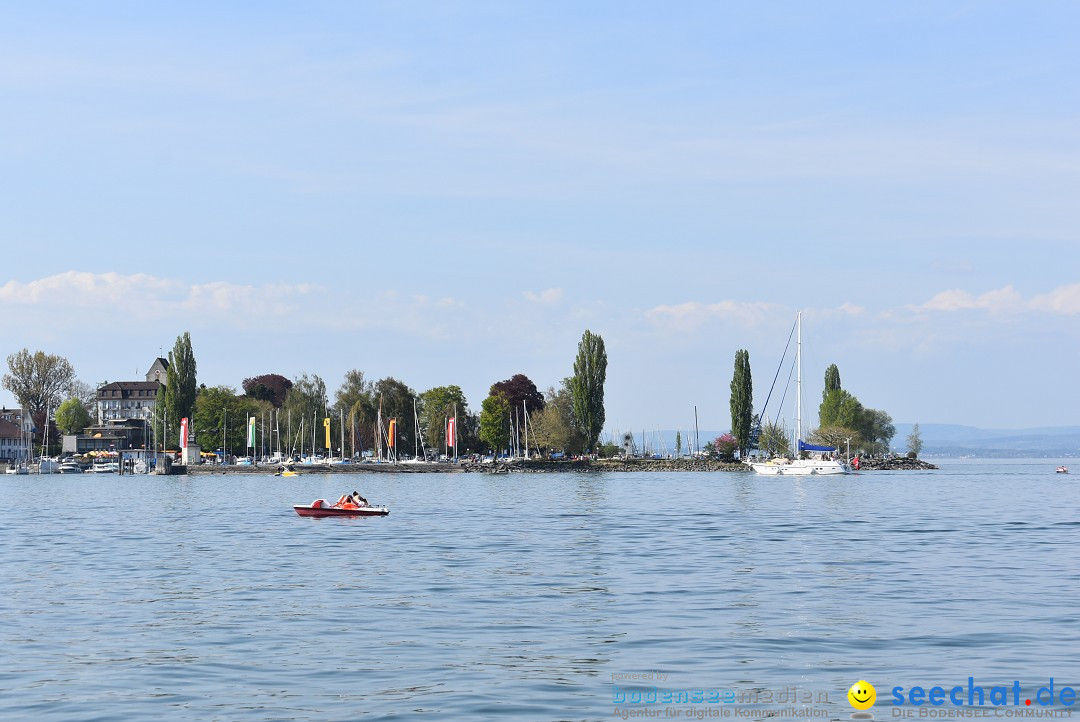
[293,504,389,517]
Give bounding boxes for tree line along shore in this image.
[5,327,931,466]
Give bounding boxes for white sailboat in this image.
[750,311,849,476]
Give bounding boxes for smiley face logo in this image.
[848,680,876,710]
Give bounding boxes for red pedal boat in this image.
[294,499,390,517]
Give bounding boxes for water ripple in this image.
[2,461,1078,718]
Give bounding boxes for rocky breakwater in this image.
[858,457,938,471]
[475,457,746,473]
[181,461,466,475]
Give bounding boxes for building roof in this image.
[0,418,24,440]
[98,381,163,399]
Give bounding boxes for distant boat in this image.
[37,458,61,474]
[293,499,389,517]
[5,463,29,475]
[59,460,83,474]
[750,312,849,476]
[1057,466,1069,474]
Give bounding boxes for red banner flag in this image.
[388,418,397,448]
[447,417,456,447]
[180,417,189,448]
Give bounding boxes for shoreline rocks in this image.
[175,455,937,475]
[857,457,938,471]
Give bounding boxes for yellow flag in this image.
[323,417,331,449]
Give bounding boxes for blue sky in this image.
[1,2,1078,433]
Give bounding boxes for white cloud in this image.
[523,287,564,304]
[645,300,780,331]
[917,285,1023,314]
[916,284,1080,316]
[1030,284,1080,315]
[0,271,316,322]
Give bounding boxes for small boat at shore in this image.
[293,499,389,517]
[1057,466,1069,474]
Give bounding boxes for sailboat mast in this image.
[796,310,802,452]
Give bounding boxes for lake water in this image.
[2,459,1078,720]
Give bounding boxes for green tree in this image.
[373,377,417,456]
[729,349,753,457]
[907,423,923,457]
[809,425,862,456]
[569,330,607,451]
[418,384,469,453]
[479,392,510,454]
[757,420,791,457]
[55,397,92,435]
[334,370,375,454]
[161,332,197,446]
[675,430,682,457]
[597,441,621,458]
[193,385,260,455]
[823,364,842,400]
[531,383,586,455]
[861,409,896,455]
[2,349,76,417]
[281,373,328,454]
[819,389,865,430]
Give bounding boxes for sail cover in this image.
[798,440,836,452]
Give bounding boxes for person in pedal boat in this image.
[333,491,368,509]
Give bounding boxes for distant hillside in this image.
[893,424,1080,458]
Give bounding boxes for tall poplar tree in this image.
[161,332,197,446]
[569,330,607,452]
[729,349,753,457]
[823,364,842,400]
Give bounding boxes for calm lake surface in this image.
[2,459,1078,720]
